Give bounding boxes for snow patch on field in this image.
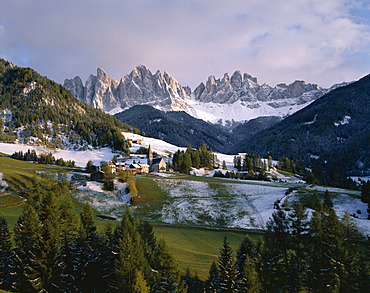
[0,173,8,192]
[74,180,129,217]
[133,179,287,229]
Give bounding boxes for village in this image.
[89,143,168,182]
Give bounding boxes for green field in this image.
[0,157,263,281]
[152,224,262,280]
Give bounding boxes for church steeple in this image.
[147,144,153,166]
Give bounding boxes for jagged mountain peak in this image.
[64,66,343,125]
[64,65,190,114]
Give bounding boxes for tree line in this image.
[0,181,187,292]
[172,144,217,174]
[11,149,75,167]
[204,203,370,292]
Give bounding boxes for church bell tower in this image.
[147,144,153,166]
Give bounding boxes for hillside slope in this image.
[0,59,140,151]
[114,105,235,153]
[239,73,370,176]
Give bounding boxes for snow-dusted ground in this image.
[0,173,8,192]
[74,179,130,217]
[1,136,370,235]
[0,132,187,167]
[152,179,287,229]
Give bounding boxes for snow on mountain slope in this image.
[187,96,316,124]
[65,67,347,125]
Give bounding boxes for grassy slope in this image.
[0,159,256,281]
[153,224,262,280]
[0,156,73,227]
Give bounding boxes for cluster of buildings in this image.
[90,145,167,181]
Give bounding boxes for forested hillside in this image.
[0,59,141,151]
[114,105,235,153]
[239,73,370,186]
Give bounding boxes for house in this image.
[139,163,150,174]
[150,158,166,173]
[90,170,105,182]
[116,162,126,172]
[129,163,150,174]
[129,163,141,174]
[108,160,117,174]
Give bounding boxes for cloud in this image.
[1,0,370,88]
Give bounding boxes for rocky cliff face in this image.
[64,65,190,113]
[64,67,342,124]
[193,70,324,105]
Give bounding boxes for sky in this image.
[1,0,370,89]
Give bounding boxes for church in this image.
[147,145,167,173]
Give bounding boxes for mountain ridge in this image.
[238,73,370,179]
[64,65,345,125]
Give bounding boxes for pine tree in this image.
[151,237,186,293]
[324,189,333,209]
[235,234,261,292]
[307,205,343,292]
[72,202,107,292]
[137,220,158,268]
[287,202,310,292]
[217,237,237,292]
[239,255,261,293]
[362,181,370,203]
[262,209,291,292]
[58,195,80,292]
[113,208,149,292]
[0,216,13,291]
[38,192,61,290]
[13,205,43,292]
[206,261,218,293]
[183,269,204,293]
[132,270,150,293]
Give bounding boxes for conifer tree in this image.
[58,195,80,292]
[206,261,218,293]
[239,255,261,293]
[113,208,149,292]
[38,192,61,290]
[307,205,344,292]
[151,237,186,293]
[235,234,261,292]
[183,269,204,293]
[132,270,150,293]
[13,205,43,292]
[262,209,291,292]
[137,220,158,268]
[287,202,310,292]
[216,237,237,292]
[0,216,13,291]
[73,202,106,291]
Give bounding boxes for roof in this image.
[152,157,165,165]
[130,163,141,168]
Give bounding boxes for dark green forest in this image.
[0,59,140,151]
[0,181,186,292]
[205,202,370,292]
[1,181,369,292]
[172,144,217,174]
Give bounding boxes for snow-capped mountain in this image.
[64,66,344,125]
